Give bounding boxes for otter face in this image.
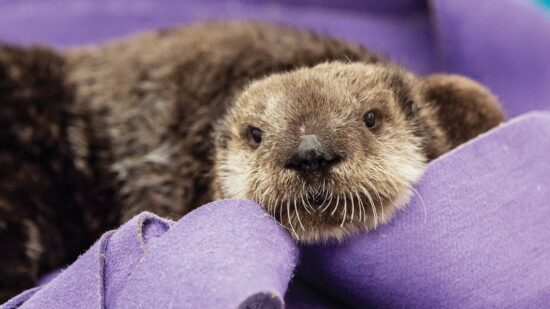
[214,62,428,243]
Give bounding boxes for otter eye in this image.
[364,110,376,128]
[248,126,263,147]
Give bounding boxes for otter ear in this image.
[420,74,505,149]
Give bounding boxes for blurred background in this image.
[0,0,549,118]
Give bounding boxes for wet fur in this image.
[0,22,504,300]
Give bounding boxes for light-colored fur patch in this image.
[219,151,253,199]
[23,219,43,262]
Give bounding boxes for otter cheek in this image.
[220,151,253,199]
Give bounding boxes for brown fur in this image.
[421,74,505,146]
[0,21,504,300]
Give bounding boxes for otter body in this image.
[0,22,503,300]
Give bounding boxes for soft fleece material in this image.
[2,0,549,308]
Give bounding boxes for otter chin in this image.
[214,62,437,243]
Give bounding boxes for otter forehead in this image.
[235,62,416,129]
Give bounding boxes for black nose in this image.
[287,135,339,173]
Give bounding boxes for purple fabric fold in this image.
[4,201,298,308]
[297,112,550,308]
[114,200,298,308]
[3,212,171,309]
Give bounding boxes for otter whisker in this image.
[340,194,348,227]
[270,195,280,217]
[318,186,330,211]
[320,191,334,213]
[294,198,305,231]
[287,200,298,239]
[300,192,312,215]
[362,180,384,221]
[344,55,353,64]
[358,184,376,214]
[276,222,291,231]
[279,198,285,227]
[355,190,364,222]
[330,194,341,216]
[371,202,379,229]
[349,191,355,223]
[264,195,271,216]
[271,200,291,232]
[255,192,262,207]
[301,181,314,213]
[408,185,427,224]
[250,175,262,192]
[363,176,388,220]
[364,176,385,206]
[360,185,378,229]
[273,195,280,217]
[316,192,325,210]
[260,190,270,211]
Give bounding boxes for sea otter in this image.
[0,22,504,300]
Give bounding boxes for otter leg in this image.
[0,44,87,301]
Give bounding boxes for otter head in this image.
[213,61,444,243]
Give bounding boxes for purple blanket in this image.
[2,0,550,308]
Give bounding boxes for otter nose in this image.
[287,135,338,173]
